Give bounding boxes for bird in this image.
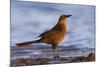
[16,14,72,58]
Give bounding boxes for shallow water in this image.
[11,45,94,59]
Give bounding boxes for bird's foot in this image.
[53,55,60,59]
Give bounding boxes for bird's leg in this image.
[52,44,59,58]
[54,48,59,58]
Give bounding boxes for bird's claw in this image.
[54,55,60,59]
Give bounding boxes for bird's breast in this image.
[48,24,66,44]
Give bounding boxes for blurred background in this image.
[11,0,95,58]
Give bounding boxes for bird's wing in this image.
[37,30,50,37]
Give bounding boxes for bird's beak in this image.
[66,15,72,17]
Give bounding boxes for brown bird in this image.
[16,14,72,58]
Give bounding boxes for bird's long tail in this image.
[16,40,38,47]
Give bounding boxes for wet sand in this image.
[10,45,95,67]
[11,52,95,67]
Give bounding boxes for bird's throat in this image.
[58,18,67,33]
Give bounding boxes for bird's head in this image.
[60,14,72,19]
[59,14,72,22]
[58,14,72,24]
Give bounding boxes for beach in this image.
[10,45,95,67]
